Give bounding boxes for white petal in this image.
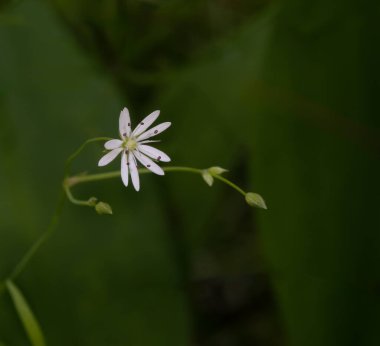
[105,139,122,150]
[121,151,129,187]
[134,151,164,176]
[138,140,161,144]
[138,144,171,162]
[132,110,160,137]
[128,152,140,191]
[98,148,123,167]
[119,107,131,138]
[137,122,171,141]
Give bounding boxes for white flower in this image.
[98,107,171,191]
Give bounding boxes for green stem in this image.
[63,184,95,207]
[0,135,259,294]
[162,166,202,175]
[65,166,203,187]
[63,166,249,208]
[64,137,112,177]
[212,174,246,196]
[1,137,111,285]
[8,189,66,281]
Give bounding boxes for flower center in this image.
[124,137,137,151]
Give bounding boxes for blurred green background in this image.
[0,0,379,345]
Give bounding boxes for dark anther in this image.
[157,156,161,161]
[123,133,126,136]
[128,123,131,126]
[141,122,144,125]
[154,130,158,134]
[147,164,151,168]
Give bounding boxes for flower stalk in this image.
[63,165,267,212]
[0,106,267,346]
[1,134,266,297]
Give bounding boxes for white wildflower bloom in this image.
[98,107,171,191]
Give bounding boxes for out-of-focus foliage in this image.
[6,280,46,346]
[49,0,270,103]
[0,0,379,345]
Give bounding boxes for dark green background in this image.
[0,0,379,345]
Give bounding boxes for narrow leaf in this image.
[6,280,46,346]
[202,171,214,186]
[207,166,228,175]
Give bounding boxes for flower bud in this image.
[245,192,267,209]
[207,166,228,175]
[95,201,113,215]
[202,170,214,186]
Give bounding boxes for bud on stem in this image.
[245,192,267,209]
[95,202,113,215]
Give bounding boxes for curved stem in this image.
[212,174,246,196]
[8,189,66,280]
[64,137,112,177]
[0,135,261,295]
[1,137,111,286]
[63,184,95,207]
[63,166,249,208]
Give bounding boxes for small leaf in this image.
[6,280,46,346]
[202,171,214,186]
[95,201,113,215]
[207,166,228,175]
[245,192,267,209]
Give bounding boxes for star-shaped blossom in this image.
[98,107,171,191]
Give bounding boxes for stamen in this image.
[157,156,161,161]
[154,130,158,134]
[147,164,151,168]
[128,123,131,126]
[141,122,144,125]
